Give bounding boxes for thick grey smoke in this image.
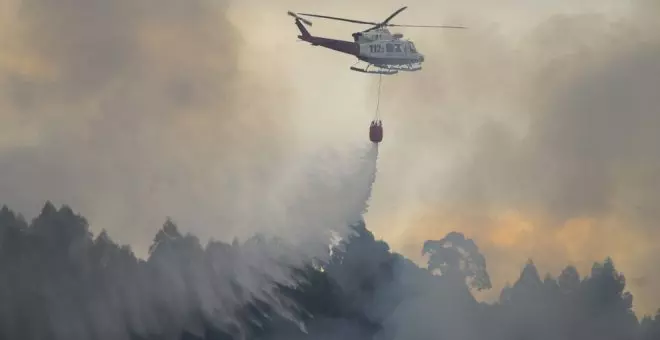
[0,0,296,253]
[2,0,659,332]
[0,142,381,340]
[438,14,660,222]
[361,0,660,314]
[0,0,386,337]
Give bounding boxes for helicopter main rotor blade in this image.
[295,8,467,31]
[387,24,467,29]
[297,13,379,25]
[363,6,409,31]
[381,6,408,25]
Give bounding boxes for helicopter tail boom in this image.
[291,16,359,56]
[301,34,360,57]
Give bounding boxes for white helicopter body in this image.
[288,7,465,75]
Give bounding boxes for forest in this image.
[0,202,658,340]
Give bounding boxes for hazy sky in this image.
[1,0,659,315]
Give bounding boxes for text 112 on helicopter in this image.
[287,6,466,75]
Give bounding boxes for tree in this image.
[0,202,658,340]
[576,258,638,340]
[422,232,492,291]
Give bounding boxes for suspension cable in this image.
[374,73,382,120]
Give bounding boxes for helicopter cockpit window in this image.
[409,42,417,53]
[386,43,394,52]
[393,44,402,53]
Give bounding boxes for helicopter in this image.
[287,6,466,75]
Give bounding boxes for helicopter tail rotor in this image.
[288,11,313,26]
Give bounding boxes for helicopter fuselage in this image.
[288,7,465,74]
[295,19,423,68]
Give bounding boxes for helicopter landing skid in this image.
[381,63,422,72]
[350,62,398,75]
[350,66,398,75]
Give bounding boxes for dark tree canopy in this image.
[0,202,657,340]
[422,231,492,291]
